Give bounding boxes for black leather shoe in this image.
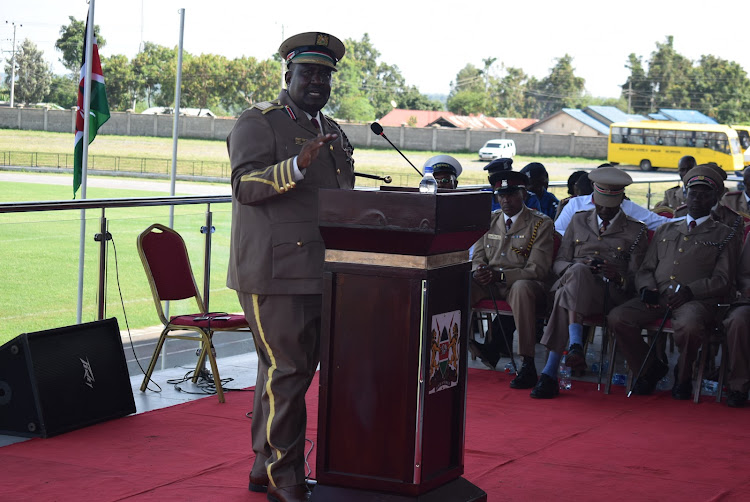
[631,359,669,396]
[249,472,269,493]
[565,343,587,369]
[727,390,748,408]
[468,339,499,370]
[672,380,693,400]
[530,373,559,399]
[510,360,538,389]
[631,376,656,395]
[267,484,310,502]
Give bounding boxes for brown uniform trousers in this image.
[541,210,648,353]
[227,90,355,488]
[724,237,750,393]
[609,218,739,383]
[471,205,555,358]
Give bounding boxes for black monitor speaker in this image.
[0,318,136,438]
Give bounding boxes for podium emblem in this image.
[429,311,461,394]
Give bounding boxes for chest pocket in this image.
[271,221,325,280]
[657,234,680,261]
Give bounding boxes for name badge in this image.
[487,234,502,240]
[295,137,307,145]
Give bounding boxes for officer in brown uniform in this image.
[721,167,750,218]
[227,32,353,502]
[654,155,696,210]
[608,165,740,399]
[674,163,742,230]
[531,168,649,398]
[470,170,555,389]
[724,236,750,407]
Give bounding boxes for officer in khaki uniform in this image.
[470,170,555,389]
[227,32,353,502]
[609,165,741,400]
[721,167,750,218]
[653,155,695,211]
[724,236,750,407]
[674,163,743,230]
[531,168,649,398]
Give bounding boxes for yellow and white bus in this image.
[608,121,745,172]
[730,125,750,166]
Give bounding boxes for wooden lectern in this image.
[312,188,491,502]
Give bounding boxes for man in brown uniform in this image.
[470,170,555,389]
[674,163,742,229]
[654,155,696,210]
[609,166,740,399]
[721,167,750,218]
[227,32,354,502]
[531,168,649,398]
[724,236,750,407]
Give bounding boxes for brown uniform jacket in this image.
[472,205,555,285]
[674,202,743,230]
[721,191,750,218]
[636,217,739,302]
[226,90,355,295]
[553,209,648,294]
[655,185,685,210]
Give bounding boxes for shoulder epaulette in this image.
[252,100,283,114]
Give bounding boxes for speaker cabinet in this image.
[0,318,136,438]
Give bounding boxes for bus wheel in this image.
[639,159,653,171]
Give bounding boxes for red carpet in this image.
[2,369,749,501]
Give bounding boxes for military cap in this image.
[493,170,529,194]
[424,155,462,177]
[520,162,548,178]
[279,32,345,71]
[684,165,723,192]
[588,166,632,207]
[484,157,514,186]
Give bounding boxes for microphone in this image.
[370,123,423,177]
[355,172,392,183]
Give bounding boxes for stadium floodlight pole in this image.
[76,0,96,324]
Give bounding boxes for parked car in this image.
[478,139,516,160]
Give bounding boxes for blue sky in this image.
[2,0,749,99]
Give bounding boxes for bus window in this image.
[675,130,690,147]
[730,137,741,155]
[644,129,658,145]
[662,129,676,146]
[629,128,644,144]
[611,127,624,143]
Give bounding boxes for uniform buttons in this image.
[285,183,291,189]
[297,241,303,247]
[683,236,689,241]
[617,246,622,251]
[674,261,679,265]
[678,248,683,253]
[329,145,334,151]
[670,275,676,280]
[336,168,341,175]
[290,181,296,188]
[597,237,602,241]
[594,251,600,255]
[575,239,580,243]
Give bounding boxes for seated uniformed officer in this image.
[654,155,696,210]
[531,168,649,398]
[424,154,462,189]
[724,236,750,407]
[674,163,741,228]
[608,165,741,399]
[469,170,555,389]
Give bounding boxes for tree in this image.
[222,56,281,114]
[180,53,228,110]
[491,66,532,117]
[528,54,585,118]
[337,96,376,122]
[447,64,487,114]
[45,74,77,109]
[132,42,177,107]
[101,54,139,111]
[647,36,693,109]
[621,54,652,114]
[691,55,750,123]
[4,39,52,105]
[55,16,106,74]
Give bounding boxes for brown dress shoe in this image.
[267,484,310,502]
[248,472,269,493]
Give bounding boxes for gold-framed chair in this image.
[137,223,250,403]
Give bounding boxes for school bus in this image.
[607,121,745,172]
[731,125,750,166]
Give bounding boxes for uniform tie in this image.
[311,117,320,131]
[505,218,513,232]
[599,220,609,235]
[688,220,696,232]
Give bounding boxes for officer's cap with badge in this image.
[424,155,462,178]
[588,166,632,207]
[279,32,346,71]
[493,170,529,195]
[484,157,515,188]
[683,165,724,193]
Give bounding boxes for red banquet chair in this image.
[137,223,249,403]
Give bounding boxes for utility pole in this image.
[5,20,21,108]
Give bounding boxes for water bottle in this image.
[559,351,572,390]
[419,165,438,194]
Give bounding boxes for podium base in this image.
[309,477,487,502]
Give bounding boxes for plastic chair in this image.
[137,223,249,403]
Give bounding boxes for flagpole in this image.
[76,0,96,324]
[169,8,185,228]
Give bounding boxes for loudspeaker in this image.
[0,318,136,438]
